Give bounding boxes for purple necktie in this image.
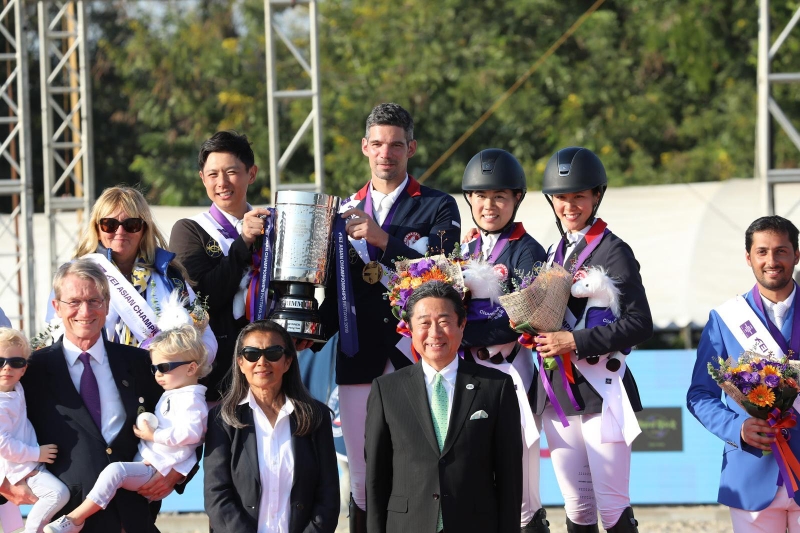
[78,352,102,430]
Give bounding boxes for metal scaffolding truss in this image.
[264,0,324,202]
[0,0,36,332]
[757,0,800,214]
[38,0,93,276]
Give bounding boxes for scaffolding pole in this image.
[38,0,94,278]
[0,0,36,333]
[264,0,324,203]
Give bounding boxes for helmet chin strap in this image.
[546,191,606,242]
[468,193,525,236]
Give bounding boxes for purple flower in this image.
[408,259,435,277]
[764,374,781,388]
[741,384,753,395]
[751,360,765,371]
[741,372,761,385]
[722,372,733,382]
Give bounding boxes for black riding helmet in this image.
[542,147,608,238]
[462,148,527,234]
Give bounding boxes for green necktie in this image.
[431,372,448,532]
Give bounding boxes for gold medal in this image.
[362,261,382,284]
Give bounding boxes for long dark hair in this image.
[219,320,325,436]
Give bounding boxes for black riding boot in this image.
[605,507,639,533]
[349,495,367,533]
[521,507,550,532]
[566,517,600,533]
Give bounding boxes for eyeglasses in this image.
[0,357,27,369]
[240,346,286,363]
[57,299,105,309]
[98,217,145,234]
[150,361,193,375]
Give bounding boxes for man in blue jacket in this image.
[688,215,800,532]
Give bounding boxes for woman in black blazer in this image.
[204,320,339,533]
[533,147,652,533]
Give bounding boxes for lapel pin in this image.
[138,396,144,404]
[466,384,474,390]
[137,406,145,415]
[121,380,129,387]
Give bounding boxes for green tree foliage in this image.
[91,0,800,203]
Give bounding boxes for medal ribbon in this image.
[768,408,800,498]
[362,183,407,261]
[334,217,359,356]
[252,211,275,321]
[750,283,800,358]
[474,225,513,263]
[208,204,240,240]
[553,219,609,273]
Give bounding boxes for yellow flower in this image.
[411,278,423,288]
[747,384,776,408]
[763,365,780,376]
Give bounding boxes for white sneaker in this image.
[43,516,84,533]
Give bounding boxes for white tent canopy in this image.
[13,178,800,332]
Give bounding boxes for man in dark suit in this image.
[365,281,522,533]
[0,259,181,532]
[317,103,461,531]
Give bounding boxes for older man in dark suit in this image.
[365,281,522,533]
[0,259,183,532]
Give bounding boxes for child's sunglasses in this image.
[240,346,286,363]
[150,361,193,375]
[0,357,27,369]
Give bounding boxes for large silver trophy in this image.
[268,190,340,342]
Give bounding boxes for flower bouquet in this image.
[707,351,799,419]
[708,351,800,496]
[387,255,465,339]
[498,263,573,370]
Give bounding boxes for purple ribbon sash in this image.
[466,298,507,322]
[553,219,610,274]
[254,211,275,321]
[750,283,800,358]
[208,204,239,240]
[362,183,407,261]
[474,225,513,263]
[584,307,631,355]
[334,217,359,356]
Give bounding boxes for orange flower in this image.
[747,384,776,408]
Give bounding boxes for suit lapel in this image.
[389,191,416,235]
[403,364,440,455]
[238,404,262,486]
[46,341,105,443]
[441,364,478,456]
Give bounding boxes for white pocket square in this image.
[470,410,489,420]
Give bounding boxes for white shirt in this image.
[760,284,796,331]
[480,232,499,261]
[63,337,126,444]
[421,356,458,422]
[0,382,41,484]
[136,384,208,476]
[214,202,252,235]
[563,223,593,258]
[370,175,408,226]
[245,391,295,533]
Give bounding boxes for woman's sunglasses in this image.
[0,357,28,369]
[150,361,193,375]
[240,346,286,363]
[99,217,145,234]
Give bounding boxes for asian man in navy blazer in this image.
[365,281,522,533]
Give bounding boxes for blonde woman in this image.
[46,186,217,364]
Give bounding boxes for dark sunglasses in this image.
[0,357,28,369]
[99,217,145,234]
[240,345,286,363]
[150,361,193,375]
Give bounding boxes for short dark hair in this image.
[746,216,800,253]
[365,103,414,142]
[406,281,466,327]
[198,130,255,171]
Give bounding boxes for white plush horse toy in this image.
[571,266,624,371]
